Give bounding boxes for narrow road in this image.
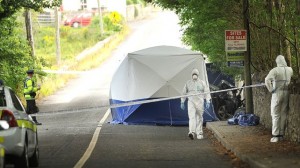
[34,11,233,168]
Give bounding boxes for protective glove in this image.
[205,99,211,109]
[180,102,185,110]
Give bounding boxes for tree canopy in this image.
[0,0,62,92]
[0,0,62,20]
[146,0,300,79]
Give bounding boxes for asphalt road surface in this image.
[22,11,234,168]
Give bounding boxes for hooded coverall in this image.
[265,55,293,140]
[181,69,211,138]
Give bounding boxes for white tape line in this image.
[34,83,266,116]
[73,109,110,168]
[43,70,89,75]
[109,83,266,109]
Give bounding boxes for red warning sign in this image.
[225,30,247,51]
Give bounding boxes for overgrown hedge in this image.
[0,16,33,95]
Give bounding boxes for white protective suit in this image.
[265,55,293,142]
[181,69,211,139]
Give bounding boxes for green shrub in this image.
[0,16,34,93]
[127,0,147,5]
[91,12,124,32]
[126,0,134,5]
[132,0,139,4]
[60,26,71,38]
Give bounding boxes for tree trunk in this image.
[55,7,61,65]
[285,39,292,66]
[243,0,253,113]
[24,9,35,58]
[278,2,292,66]
[294,25,300,77]
[296,0,300,15]
[97,0,104,35]
[268,0,273,64]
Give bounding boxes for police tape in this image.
[109,83,266,108]
[33,83,266,117]
[42,70,90,75]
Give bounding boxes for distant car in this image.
[64,13,93,28]
[0,86,39,168]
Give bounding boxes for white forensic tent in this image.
[109,45,217,125]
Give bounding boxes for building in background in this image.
[61,0,126,18]
[106,0,126,18]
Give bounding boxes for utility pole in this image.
[55,7,61,65]
[24,9,35,58]
[97,0,104,35]
[243,0,253,113]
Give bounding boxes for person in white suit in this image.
[265,55,293,142]
[181,68,211,140]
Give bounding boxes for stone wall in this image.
[286,94,300,142]
[253,87,272,129]
[253,75,300,143]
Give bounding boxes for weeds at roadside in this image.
[204,128,250,168]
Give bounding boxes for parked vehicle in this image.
[0,121,7,168]
[64,13,93,28]
[0,86,39,168]
[0,146,4,168]
[211,80,245,120]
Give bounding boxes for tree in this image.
[0,0,62,92]
[0,0,62,20]
[0,16,33,91]
[146,0,244,75]
[248,0,300,76]
[146,0,300,78]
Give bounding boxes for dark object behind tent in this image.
[206,63,245,120]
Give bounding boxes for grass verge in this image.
[37,26,130,100]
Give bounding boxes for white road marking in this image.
[73,109,111,168]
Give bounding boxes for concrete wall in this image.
[126,5,135,21]
[126,4,154,22]
[252,73,300,143]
